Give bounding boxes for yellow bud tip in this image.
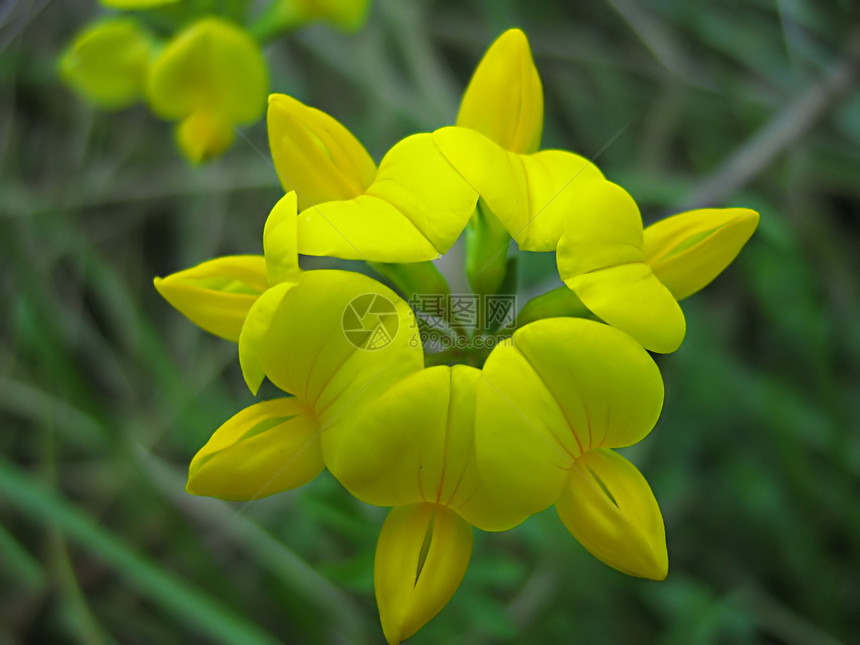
[177,112,235,163]
[375,504,473,644]
[457,26,543,154]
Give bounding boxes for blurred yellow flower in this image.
[60,18,153,110]
[146,17,268,162]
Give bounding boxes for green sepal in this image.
[368,261,450,303]
[465,199,511,296]
[484,256,518,334]
[517,286,593,327]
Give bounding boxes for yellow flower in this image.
[267,94,479,262]
[60,19,153,110]
[146,18,268,162]
[185,268,422,501]
[433,29,605,256]
[158,236,425,501]
[327,366,530,643]
[475,317,668,580]
[151,25,763,643]
[556,180,759,353]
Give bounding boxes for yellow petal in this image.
[555,449,668,580]
[239,281,299,395]
[267,94,376,210]
[375,503,473,645]
[154,255,268,342]
[176,110,235,164]
[644,207,760,301]
[258,270,423,430]
[60,19,152,110]
[328,365,531,531]
[263,191,301,285]
[475,318,664,516]
[147,18,267,124]
[567,264,685,354]
[433,126,603,251]
[556,180,685,353]
[297,133,478,262]
[456,28,543,154]
[187,398,323,500]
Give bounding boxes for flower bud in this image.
[375,503,473,644]
[644,208,759,301]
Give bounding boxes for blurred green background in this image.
[2,0,859,643]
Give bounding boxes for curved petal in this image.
[176,110,234,163]
[375,503,473,645]
[644,207,760,301]
[475,318,664,515]
[60,19,153,110]
[297,133,478,262]
[267,94,376,210]
[521,149,605,250]
[263,191,301,285]
[566,264,686,354]
[328,365,530,531]
[433,127,603,251]
[239,282,299,395]
[259,270,423,430]
[556,180,685,353]
[146,18,267,124]
[555,179,644,275]
[555,448,667,580]
[456,28,543,155]
[186,398,323,500]
[154,255,268,342]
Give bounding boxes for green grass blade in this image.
[0,457,280,645]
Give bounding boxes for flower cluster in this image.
[59,0,370,162]
[155,29,758,643]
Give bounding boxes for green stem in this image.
[248,0,303,43]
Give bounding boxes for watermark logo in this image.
[407,294,517,331]
[342,293,399,350]
[407,293,517,353]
